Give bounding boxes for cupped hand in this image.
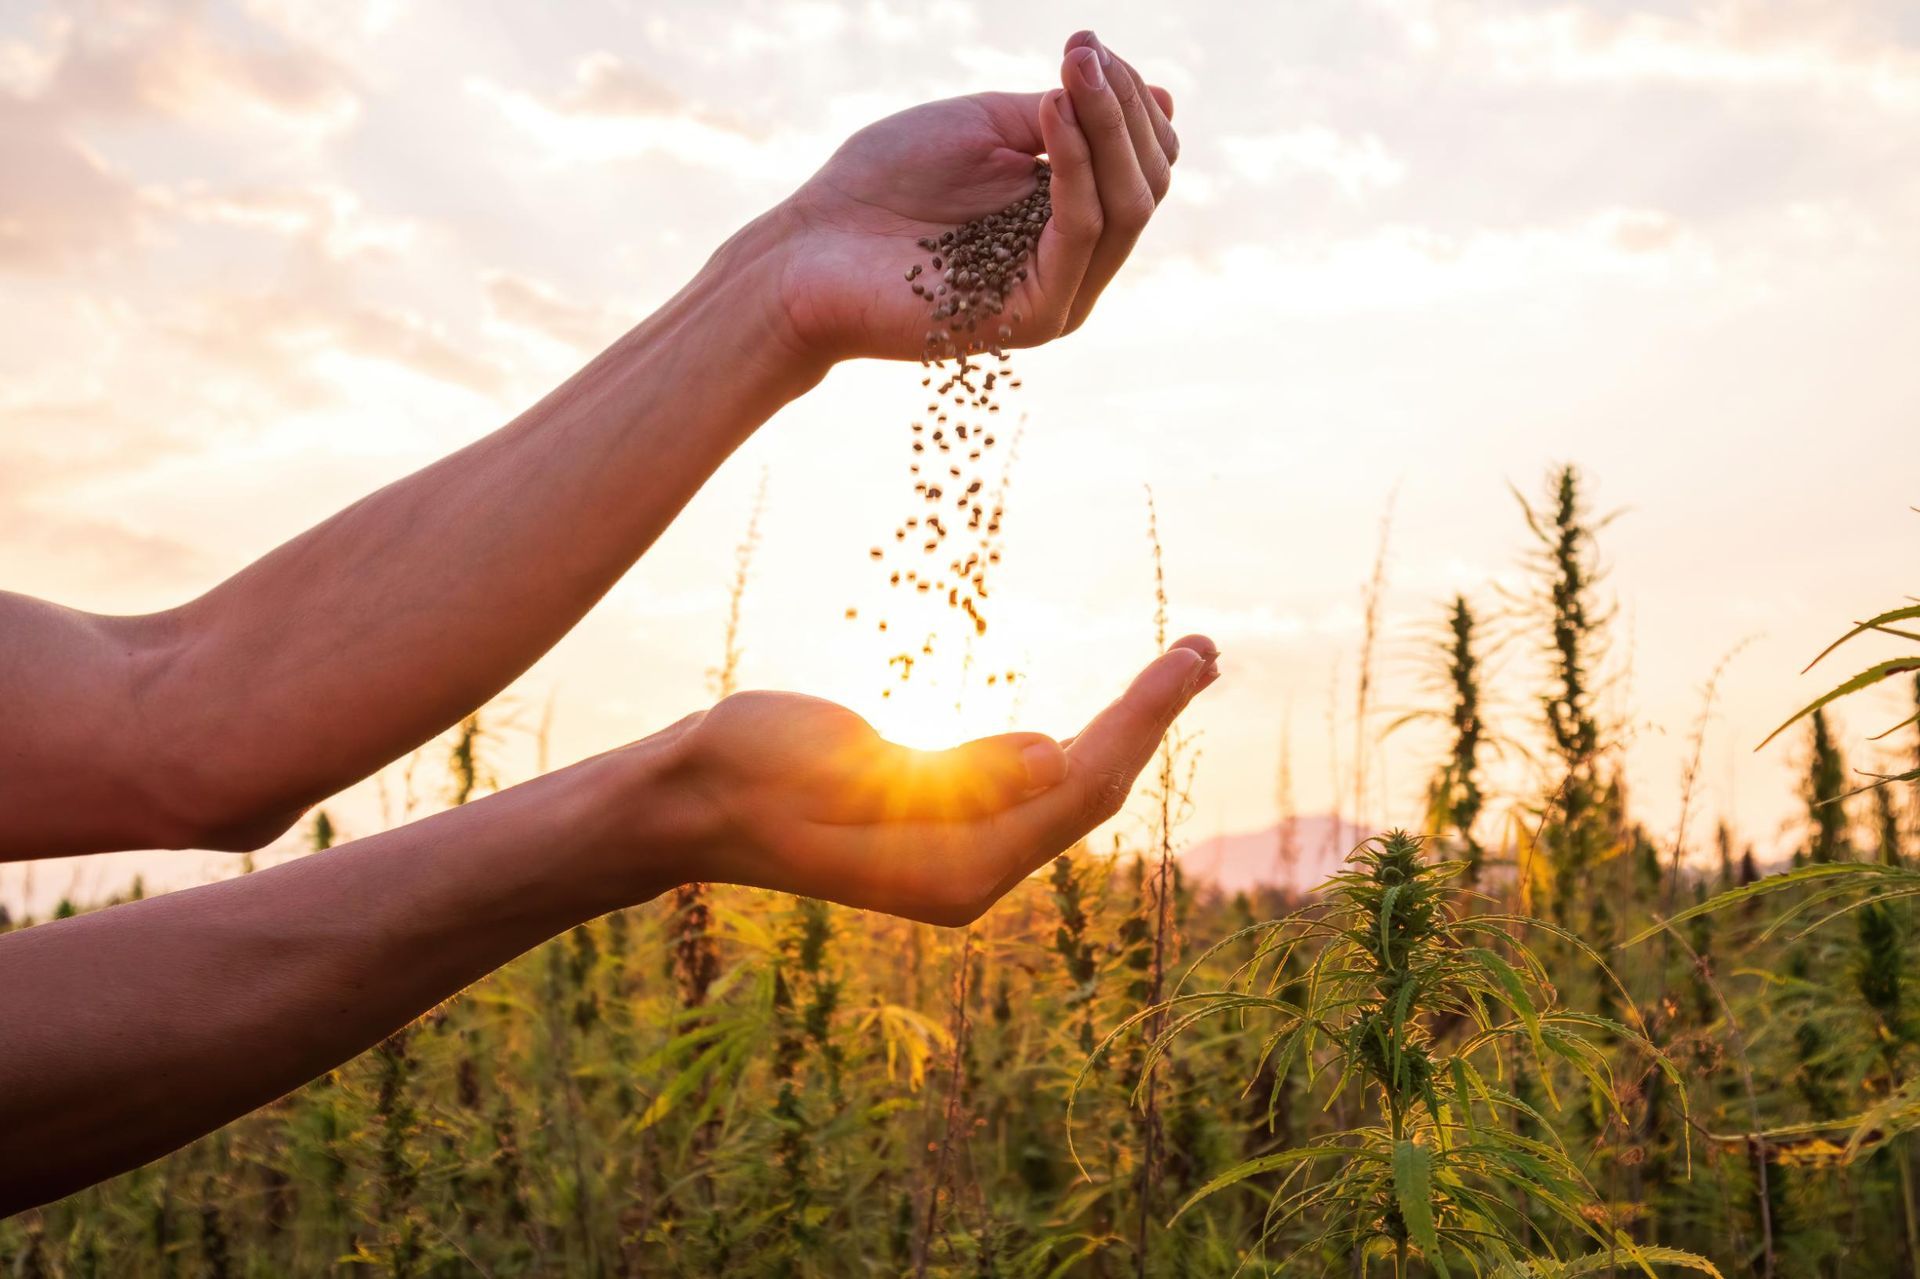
[675,636,1218,926]
[772,30,1178,363]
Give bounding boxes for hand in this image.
[669,636,1218,926]
[770,30,1179,363]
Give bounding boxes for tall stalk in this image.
[1276,700,1300,883]
[1803,708,1849,865]
[1137,488,1176,1277]
[915,928,974,1278]
[674,475,766,1012]
[1353,498,1394,832]
[1517,465,1615,955]
[1399,595,1488,884]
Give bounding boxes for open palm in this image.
[679,637,1218,925]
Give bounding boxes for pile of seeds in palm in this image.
[850,159,1051,698]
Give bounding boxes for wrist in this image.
[555,716,719,911]
[682,202,834,402]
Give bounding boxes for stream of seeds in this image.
[851,160,1051,701]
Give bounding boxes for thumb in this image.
[1033,87,1097,329]
[1063,636,1217,810]
[975,637,1219,906]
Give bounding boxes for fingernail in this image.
[1052,87,1077,126]
[1093,36,1113,68]
[1022,741,1067,789]
[1072,46,1104,90]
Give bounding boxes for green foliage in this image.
[1802,710,1850,865]
[1397,595,1490,885]
[1515,465,1613,932]
[1093,832,1711,1277]
[8,480,1920,1278]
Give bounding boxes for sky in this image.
[4,0,1918,914]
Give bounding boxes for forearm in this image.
[0,732,695,1214]
[6,211,818,857]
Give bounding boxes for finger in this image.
[1065,30,1175,130]
[1025,638,1220,842]
[1062,642,1211,797]
[969,642,1218,908]
[1033,87,1099,335]
[971,89,1048,156]
[1053,635,1214,754]
[1093,39,1173,203]
[1059,42,1156,332]
[1115,55,1179,169]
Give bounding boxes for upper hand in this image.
[667,636,1218,926]
[769,30,1179,363]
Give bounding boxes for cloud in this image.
[0,399,189,496]
[462,41,813,184]
[1220,126,1407,201]
[157,181,418,263]
[162,287,508,402]
[557,51,683,118]
[0,100,146,270]
[0,404,210,588]
[23,1,357,128]
[1602,208,1683,255]
[483,271,625,352]
[1122,208,1708,319]
[0,1,361,274]
[0,500,208,584]
[469,70,811,180]
[1379,0,1920,110]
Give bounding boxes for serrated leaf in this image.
[1757,657,1920,749]
[1393,1139,1446,1276]
[1622,862,1912,946]
[1531,1244,1724,1277]
[1800,604,1920,672]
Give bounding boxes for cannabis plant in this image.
[1090,831,1718,1277]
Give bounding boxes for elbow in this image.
[121,607,311,855]
[188,802,308,854]
[146,782,307,853]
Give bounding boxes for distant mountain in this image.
[1180,816,1372,894]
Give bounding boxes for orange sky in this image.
[4,0,1918,913]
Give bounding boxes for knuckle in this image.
[1144,158,1172,203]
[1083,767,1133,822]
[1113,186,1156,229]
[1086,101,1131,143]
[1057,205,1104,241]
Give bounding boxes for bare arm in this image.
[0,32,1177,860]
[0,638,1218,1214]
[1,227,806,857]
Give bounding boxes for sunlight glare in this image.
[857,665,1020,751]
